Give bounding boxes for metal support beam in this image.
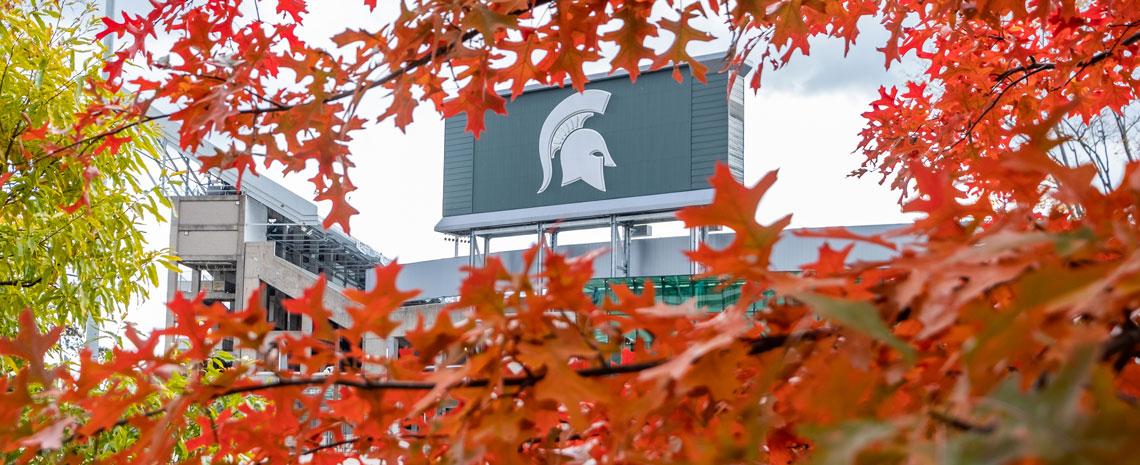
[622,223,632,278]
[609,216,618,278]
[689,227,705,275]
[536,224,544,274]
[482,236,491,267]
[536,223,545,294]
[469,210,680,239]
[468,232,478,267]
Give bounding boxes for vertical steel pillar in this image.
[482,235,491,267]
[689,227,705,275]
[468,232,477,268]
[622,223,632,278]
[609,216,618,278]
[536,223,545,294]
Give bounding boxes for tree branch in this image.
[215,329,831,397]
[45,112,165,159]
[953,29,1140,151]
[296,438,359,457]
[56,329,828,451]
[1103,318,1140,372]
[929,410,996,434]
[237,0,556,117]
[0,277,42,287]
[49,0,557,161]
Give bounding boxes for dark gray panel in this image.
[442,115,474,216]
[471,71,695,213]
[442,59,741,224]
[690,71,729,187]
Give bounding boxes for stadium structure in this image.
[160,55,906,366]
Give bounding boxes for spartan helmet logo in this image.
[537,89,615,193]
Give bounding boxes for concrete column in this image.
[234,196,249,310]
[190,268,202,296]
[387,336,399,358]
[362,334,386,375]
[163,199,181,352]
[241,242,262,317]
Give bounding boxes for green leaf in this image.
[801,420,899,465]
[796,293,916,363]
[0,0,168,336]
[944,344,1103,465]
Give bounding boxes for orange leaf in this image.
[653,4,714,83]
[0,310,63,384]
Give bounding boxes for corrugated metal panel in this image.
[728,77,745,182]
[730,75,746,105]
[728,118,744,181]
[442,115,474,216]
[690,72,729,188]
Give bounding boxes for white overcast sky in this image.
[117,0,920,334]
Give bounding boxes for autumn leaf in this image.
[281,275,335,341]
[518,340,612,430]
[342,263,420,340]
[276,0,308,22]
[678,165,789,278]
[441,51,507,138]
[19,418,74,451]
[603,2,657,82]
[680,166,778,243]
[499,33,544,99]
[653,4,714,83]
[800,243,855,277]
[0,310,63,384]
[462,4,518,43]
[403,310,463,364]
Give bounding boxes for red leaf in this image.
[603,3,657,83]
[282,275,335,341]
[0,310,63,384]
[342,263,420,340]
[20,418,74,451]
[801,243,855,277]
[276,0,307,22]
[652,4,714,83]
[677,164,789,276]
